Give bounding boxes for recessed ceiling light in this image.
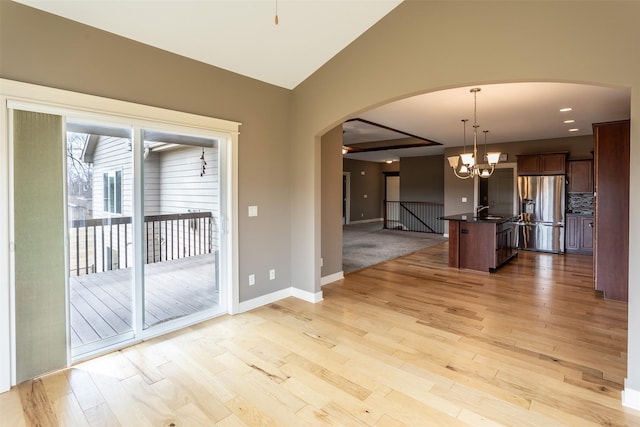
[569,128,579,132]
[560,107,573,112]
[564,119,575,124]
[385,160,393,164]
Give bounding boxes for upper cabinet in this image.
[517,153,566,175]
[567,160,593,193]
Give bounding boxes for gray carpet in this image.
[342,221,447,273]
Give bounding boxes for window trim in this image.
[102,169,123,214]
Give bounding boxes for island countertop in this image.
[439,213,518,224]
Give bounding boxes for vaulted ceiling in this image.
[16,1,631,162]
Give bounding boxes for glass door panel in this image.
[67,121,135,357]
[141,130,220,329]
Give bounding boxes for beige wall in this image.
[342,159,386,222]
[400,155,444,203]
[292,1,640,398]
[0,0,292,304]
[320,125,343,277]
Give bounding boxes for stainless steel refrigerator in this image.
[516,175,566,253]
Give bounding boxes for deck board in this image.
[72,279,130,333]
[70,253,219,349]
[74,275,132,328]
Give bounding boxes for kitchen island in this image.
[440,213,518,272]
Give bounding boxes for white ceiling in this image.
[15,1,631,163]
[14,0,403,90]
[344,82,630,162]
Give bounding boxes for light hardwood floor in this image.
[2,242,639,426]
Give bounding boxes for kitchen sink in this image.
[476,215,503,220]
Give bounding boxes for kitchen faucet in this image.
[476,205,490,216]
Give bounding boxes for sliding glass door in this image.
[67,121,135,356]
[66,120,224,359]
[141,129,220,329]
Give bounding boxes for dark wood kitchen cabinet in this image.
[593,120,629,301]
[455,219,517,272]
[517,153,566,175]
[517,155,541,175]
[458,221,495,272]
[567,160,593,193]
[566,214,593,255]
[495,221,516,267]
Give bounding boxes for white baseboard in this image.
[291,287,324,304]
[321,271,344,286]
[348,218,383,225]
[623,379,640,411]
[236,287,323,313]
[237,288,292,313]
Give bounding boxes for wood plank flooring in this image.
[3,243,639,426]
[70,254,219,349]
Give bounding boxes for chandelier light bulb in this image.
[486,152,501,165]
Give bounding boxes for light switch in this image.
[248,205,258,217]
[462,197,468,203]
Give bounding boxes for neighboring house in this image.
[69,134,220,275]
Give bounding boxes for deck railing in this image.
[69,211,215,276]
[384,201,444,234]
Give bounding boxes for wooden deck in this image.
[70,253,219,349]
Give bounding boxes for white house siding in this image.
[71,135,134,274]
[151,145,220,261]
[143,151,161,215]
[91,136,133,217]
[158,145,218,215]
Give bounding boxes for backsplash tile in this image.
[567,192,594,213]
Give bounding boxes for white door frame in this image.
[0,86,10,393]
[385,174,401,225]
[0,78,240,391]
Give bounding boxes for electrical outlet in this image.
[249,274,255,286]
[462,197,468,203]
[269,269,276,280]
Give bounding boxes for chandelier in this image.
[447,88,501,179]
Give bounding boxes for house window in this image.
[103,170,122,214]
